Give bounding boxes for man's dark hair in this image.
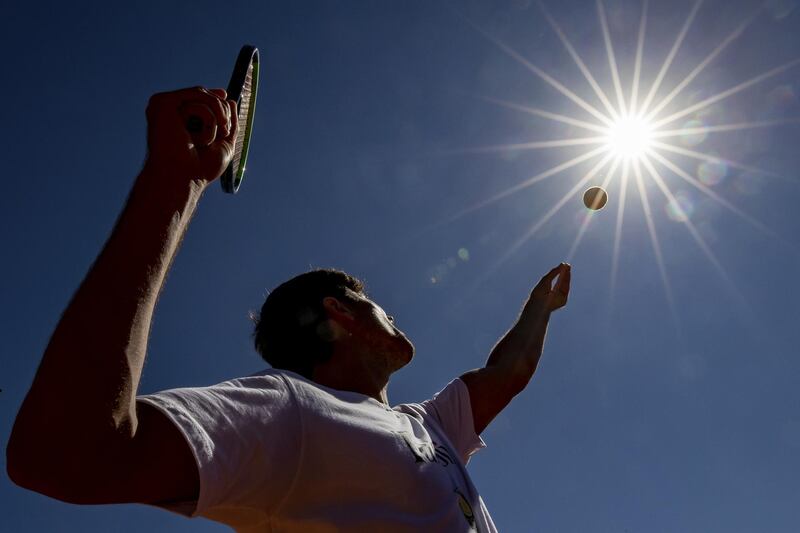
[252,269,365,378]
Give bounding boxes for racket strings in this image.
[231,62,255,181]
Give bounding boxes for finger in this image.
[206,88,231,137]
[206,90,230,140]
[225,99,238,140]
[212,100,240,163]
[175,87,230,139]
[555,264,571,295]
[166,87,228,111]
[537,264,563,289]
[208,88,227,100]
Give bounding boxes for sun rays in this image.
[447,0,799,319]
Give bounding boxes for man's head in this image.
[252,269,414,379]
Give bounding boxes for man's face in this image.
[345,290,415,370]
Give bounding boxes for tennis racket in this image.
[186,45,260,194]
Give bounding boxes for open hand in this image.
[529,263,571,313]
[144,87,239,184]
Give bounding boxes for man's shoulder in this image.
[208,367,303,390]
[138,368,294,407]
[392,378,467,420]
[229,368,350,407]
[226,367,288,384]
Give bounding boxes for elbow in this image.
[503,362,536,396]
[7,425,133,505]
[7,431,61,500]
[7,427,90,504]
[6,463,52,501]
[6,442,29,491]
[7,444,49,499]
[6,423,34,489]
[7,450,93,505]
[490,360,537,396]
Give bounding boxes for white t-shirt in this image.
[137,369,498,533]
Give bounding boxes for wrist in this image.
[521,301,551,326]
[139,160,210,199]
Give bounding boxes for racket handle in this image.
[186,115,204,133]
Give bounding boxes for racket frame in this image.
[221,45,260,194]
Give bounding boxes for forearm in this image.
[460,264,569,434]
[460,303,552,434]
[485,302,551,390]
[9,164,205,468]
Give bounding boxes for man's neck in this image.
[311,353,391,405]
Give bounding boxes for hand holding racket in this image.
[187,46,260,193]
[145,46,259,191]
[145,87,238,185]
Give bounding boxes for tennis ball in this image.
[583,186,608,210]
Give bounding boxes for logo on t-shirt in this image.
[456,488,477,529]
[400,432,478,531]
[401,433,457,468]
[401,431,436,463]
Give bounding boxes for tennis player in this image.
[8,87,570,532]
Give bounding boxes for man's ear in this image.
[320,297,354,341]
[322,296,355,323]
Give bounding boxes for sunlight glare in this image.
[604,114,654,159]
[453,0,798,311]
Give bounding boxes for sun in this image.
[448,0,797,327]
[604,113,654,160]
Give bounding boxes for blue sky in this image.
[2,0,800,531]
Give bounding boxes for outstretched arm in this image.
[460,263,570,435]
[7,87,237,503]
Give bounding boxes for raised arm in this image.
[460,263,570,435]
[6,87,237,504]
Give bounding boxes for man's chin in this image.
[386,339,414,372]
[399,340,415,366]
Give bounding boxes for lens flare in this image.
[679,119,708,146]
[697,157,728,185]
[665,191,695,222]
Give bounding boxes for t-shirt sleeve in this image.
[135,372,301,525]
[418,378,486,464]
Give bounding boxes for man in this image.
[7,87,570,532]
